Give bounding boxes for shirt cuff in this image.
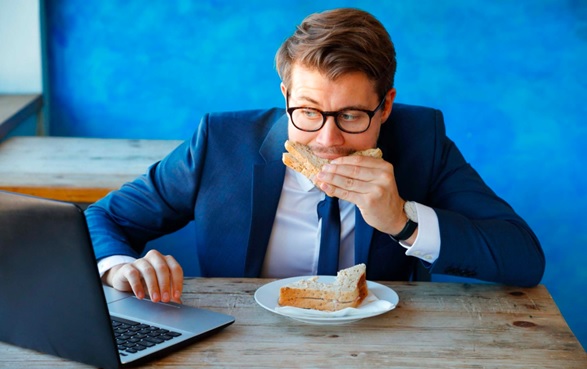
[400,202,440,263]
[97,255,137,277]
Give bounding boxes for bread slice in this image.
[282,140,382,181]
[282,141,329,180]
[278,264,368,311]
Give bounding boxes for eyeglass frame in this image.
[286,95,386,134]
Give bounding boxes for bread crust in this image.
[282,141,382,181]
[278,264,368,311]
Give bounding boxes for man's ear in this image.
[280,82,287,100]
[381,88,397,122]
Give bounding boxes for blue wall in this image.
[44,0,587,347]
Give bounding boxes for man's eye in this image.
[301,109,321,119]
[339,111,361,121]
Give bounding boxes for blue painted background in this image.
[43,0,587,347]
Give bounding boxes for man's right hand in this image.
[102,249,183,304]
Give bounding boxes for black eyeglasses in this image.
[286,96,386,134]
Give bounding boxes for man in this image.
[86,8,545,304]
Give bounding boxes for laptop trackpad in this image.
[107,293,234,333]
[103,285,133,303]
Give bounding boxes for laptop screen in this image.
[0,191,120,368]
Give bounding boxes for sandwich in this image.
[282,140,382,181]
[278,264,368,311]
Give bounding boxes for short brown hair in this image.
[275,8,397,99]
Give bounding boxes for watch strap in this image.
[391,219,418,241]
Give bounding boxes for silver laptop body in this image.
[0,191,234,368]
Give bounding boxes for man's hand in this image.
[102,250,183,303]
[315,155,412,239]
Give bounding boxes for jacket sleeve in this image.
[423,110,545,287]
[84,116,210,261]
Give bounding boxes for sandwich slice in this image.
[278,264,368,311]
[282,140,382,181]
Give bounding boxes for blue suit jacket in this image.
[85,103,545,286]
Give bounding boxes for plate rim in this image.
[254,275,399,323]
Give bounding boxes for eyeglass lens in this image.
[291,108,371,133]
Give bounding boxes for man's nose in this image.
[315,116,344,146]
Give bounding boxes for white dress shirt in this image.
[98,168,441,277]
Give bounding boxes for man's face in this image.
[281,64,395,160]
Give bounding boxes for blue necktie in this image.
[317,195,341,275]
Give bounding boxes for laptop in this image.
[0,190,235,368]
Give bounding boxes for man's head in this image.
[276,8,397,158]
[276,8,396,101]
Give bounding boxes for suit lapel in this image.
[244,114,288,277]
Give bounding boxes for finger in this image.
[144,250,173,302]
[317,169,393,207]
[113,263,147,300]
[318,180,355,204]
[143,250,184,303]
[165,255,184,303]
[318,167,365,193]
[322,159,392,182]
[330,154,383,168]
[316,166,371,203]
[132,258,161,302]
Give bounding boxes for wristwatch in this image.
[391,201,418,241]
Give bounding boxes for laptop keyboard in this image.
[111,316,182,356]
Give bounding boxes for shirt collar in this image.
[285,167,354,208]
[287,167,318,193]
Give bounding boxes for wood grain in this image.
[0,136,182,202]
[1,279,584,368]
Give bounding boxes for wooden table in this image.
[0,279,585,368]
[0,136,182,203]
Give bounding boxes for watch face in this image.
[404,201,418,222]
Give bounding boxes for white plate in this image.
[254,276,399,325]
